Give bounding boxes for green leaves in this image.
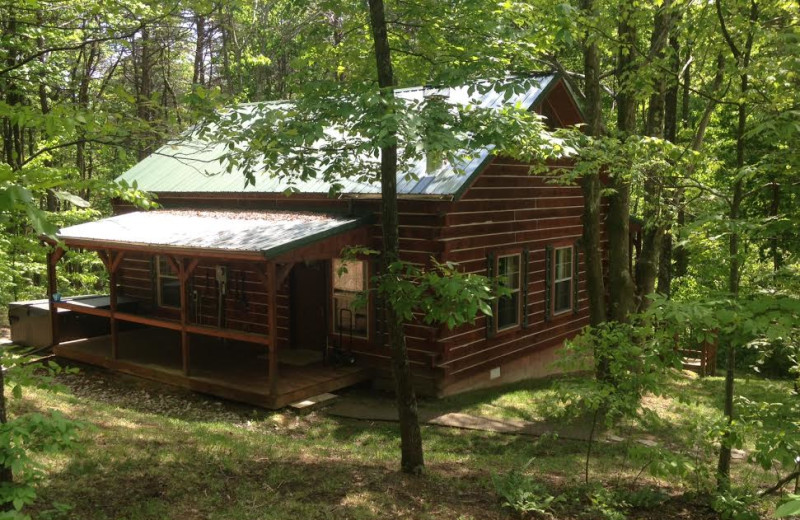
[775,496,800,518]
[0,353,85,515]
[365,257,499,330]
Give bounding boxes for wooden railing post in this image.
[267,261,278,396]
[46,247,64,347]
[110,251,122,360]
[98,250,124,361]
[176,257,199,376]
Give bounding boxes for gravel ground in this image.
[53,360,278,426]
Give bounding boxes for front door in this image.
[290,261,328,351]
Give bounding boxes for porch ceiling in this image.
[56,210,369,259]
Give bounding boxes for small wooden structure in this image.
[675,327,718,377]
[45,74,603,405]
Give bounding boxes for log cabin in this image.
[46,73,593,408]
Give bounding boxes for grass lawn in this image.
[14,365,799,519]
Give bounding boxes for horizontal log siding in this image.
[330,209,448,392]
[436,158,591,388]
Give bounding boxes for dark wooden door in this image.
[290,261,328,351]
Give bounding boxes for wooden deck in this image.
[53,328,371,409]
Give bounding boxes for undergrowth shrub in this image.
[491,459,560,517]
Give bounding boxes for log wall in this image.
[434,158,593,392]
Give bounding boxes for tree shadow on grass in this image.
[30,415,510,520]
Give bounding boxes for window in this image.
[496,254,521,331]
[552,246,573,314]
[156,256,180,308]
[332,258,368,338]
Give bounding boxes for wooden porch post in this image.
[98,250,124,360]
[110,252,123,360]
[268,261,278,396]
[175,257,199,376]
[177,258,189,376]
[46,247,64,347]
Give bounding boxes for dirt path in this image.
[327,396,597,441]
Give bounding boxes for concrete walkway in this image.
[327,396,749,459]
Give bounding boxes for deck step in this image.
[289,393,339,413]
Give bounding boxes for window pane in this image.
[555,248,572,280]
[160,279,181,308]
[333,292,368,337]
[158,256,177,277]
[498,255,520,289]
[497,292,519,329]
[332,258,365,291]
[554,279,571,313]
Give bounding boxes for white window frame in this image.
[552,246,573,315]
[495,253,522,332]
[156,255,180,309]
[332,258,369,339]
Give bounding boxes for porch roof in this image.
[56,210,368,259]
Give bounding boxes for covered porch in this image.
[55,328,368,408]
[46,209,372,408]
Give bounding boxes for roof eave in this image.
[339,193,454,201]
[55,236,267,261]
[262,215,372,259]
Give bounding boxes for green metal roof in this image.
[57,210,368,258]
[117,75,561,199]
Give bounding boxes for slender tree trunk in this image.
[716,0,756,491]
[579,0,608,379]
[0,364,11,510]
[367,0,424,475]
[76,41,98,198]
[674,42,693,277]
[657,31,681,296]
[2,13,23,170]
[0,11,16,506]
[608,0,637,323]
[136,25,153,160]
[636,0,672,311]
[35,12,58,212]
[769,179,781,271]
[219,6,234,96]
[193,14,206,86]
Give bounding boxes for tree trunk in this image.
[673,41,693,277]
[715,0,756,491]
[636,0,672,311]
[657,30,681,297]
[608,0,637,323]
[2,12,23,170]
[76,41,98,198]
[367,0,424,475]
[136,25,153,160]
[0,363,11,510]
[579,0,608,379]
[193,14,206,86]
[769,179,781,271]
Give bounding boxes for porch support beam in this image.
[267,261,278,396]
[275,262,294,289]
[46,246,64,347]
[107,250,124,360]
[176,257,192,376]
